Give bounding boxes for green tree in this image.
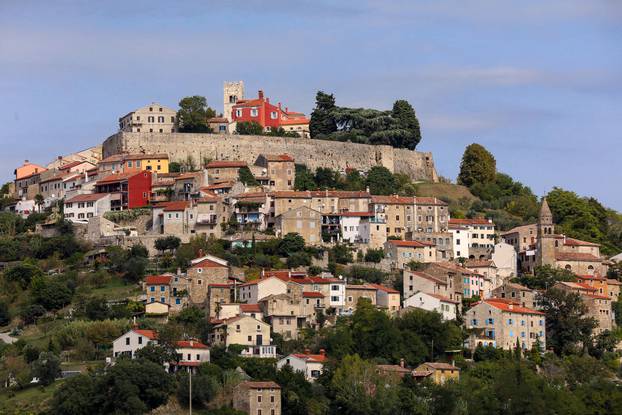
[390,99,422,150]
[331,354,401,415]
[238,166,259,186]
[177,372,219,409]
[34,193,45,213]
[0,300,9,326]
[169,161,181,172]
[314,167,339,189]
[539,288,597,355]
[31,276,74,310]
[515,265,576,290]
[236,121,264,135]
[363,248,384,263]
[154,235,181,253]
[309,91,338,138]
[177,96,215,133]
[4,262,44,289]
[48,374,98,415]
[457,143,497,187]
[365,166,397,195]
[31,351,61,386]
[294,164,317,191]
[279,233,306,256]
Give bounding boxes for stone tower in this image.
[223,81,245,122]
[536,198,556,267]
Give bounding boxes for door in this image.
[256,334,262,345]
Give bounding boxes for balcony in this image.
[196,214,218,225]
[240,345,277,359]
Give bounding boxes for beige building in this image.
[466,298,546,350]
[384,239,437,270]
[259,293,305,340]
[553,281,613,335]
[413,362,460,385]
[369,283,401,314]
[370,195,449,239]
[210,315,272,350]
[501,224,538,253]
[206,160,248,183]
[119,102,177,133]
[254,154,295,191]
[233,381,281,415]
[344,285,377,313]
[274,206,321,245]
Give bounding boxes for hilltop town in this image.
[1,81,622,414]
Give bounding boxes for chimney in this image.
[24,159,29,164]
[400,358,405,368]
[266,97,269,103]
[285,107,288,113]
[177,267,181,275]
[304,348,311,355]
[320,349,326,356]
[258,90,264,99]
[278,102,281,109]
[57,156,62,160]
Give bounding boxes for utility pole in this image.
[431,339,434,361]
[189,369,192,415]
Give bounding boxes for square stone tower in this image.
[223,81,245,122]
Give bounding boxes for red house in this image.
[231,90,310,137]
[95,170,152,210]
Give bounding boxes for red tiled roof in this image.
[240,304,262,312]
[279,118,309,126]
[413,197,448,206]
[145,275,172,285]
[206,160,247,168]
[207,117,230,123]
[339,211,374,217]
[303,291,324,298]
[465,259,496,268]
[191,258,228,268]
[484,298,544,315]
[58,160,87,170]
[263,154,295,162]
[176,340,209,349]
[291,352,327,363]
[174,172,200,181]
[201,182,234,190]
[555,252,602,262]
[449,218,492,225]
[387,240,435,248]
[163,201,190,212]
[563,237,600,247]
[368,283,400,294]
[583,294,611,300]
[371,195,414,204]
[576,274,606,281]
[133,329,158,340]
[65,193,109,203]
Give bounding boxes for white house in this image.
[491,242,518,280]
[112,328,158,359]
[238,276,288,303]
[173,340,210,372]
[448,224,471,259]
[64,193,111,222]
[339,212,374,243]
[277,350,327,382]
[403,291,458,320]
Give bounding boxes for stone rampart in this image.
[102,132,438,182]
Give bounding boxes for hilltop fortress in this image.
[102,131,438,182]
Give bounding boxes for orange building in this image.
[14,160,47,180]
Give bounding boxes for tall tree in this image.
[235,121,264,135]
[365,166,397,195]
[309,91,338,138]
[177,96,215,133]
[457,143,497,187]
[238,166,259,186]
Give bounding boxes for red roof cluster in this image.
[449,218,491,225]
[240,303,262,312]
[387,240,435,248]
[302,291,324,298]
[145,275,172,285]
[484,298,544,315]
[368,283,400,294]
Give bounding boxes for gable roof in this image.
[239,381,281,390]
[563,237,600,247]
[408,271,448,285]
[132,329,158,340]
[303,291,324,298]
[418,362,460,371]
[176,340,209,349]
[65,193,109,203]
[145,275,172,285]
[368,283,400,294]
[290,352,327,363]
[449,218,492,225]
[483,298,544,315]
[240,303,262,313]
[421,292,460,304]
[262,154,295,162]
[555,252,602,262]
[190,255,228,268]
[162,201,190,212]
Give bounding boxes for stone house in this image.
[277,350,327,382]
[186,255,230,305]
[553,281,614,335]
[501,224,538,253]
[491,282,539,310]
[206,160,248,183]
[259,293,305,340]
[344,285,377,314]
[384,239,437,270]
[465,298,546,351]
[403,270,453,302]
[233,381,282,415]
[210,315,276,358]
[274,206,321,245]
[173,172,206,201]
[254,154,295,191]
[412,362,460,385]
[369,283,401,315]
[207,283,234,318]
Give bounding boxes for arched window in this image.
[555,240,559,247]
[565,265,572,271]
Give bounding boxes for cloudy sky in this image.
[1,1,621,209]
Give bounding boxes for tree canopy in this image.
[177,96,216,133]
[458,143,497,187]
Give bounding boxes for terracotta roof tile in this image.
[145,275,172,285]
[387,240,435,247]
[65,193,109,203]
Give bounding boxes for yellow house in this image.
[413,362,460,385]
[98,153,170,174]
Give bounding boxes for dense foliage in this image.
[177,95,216,133]
[309,91,422,150]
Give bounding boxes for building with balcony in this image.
[94,171,152,210]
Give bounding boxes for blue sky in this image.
[1,1,621,209]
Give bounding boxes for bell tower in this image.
[223,81,244,122]
[536,198,556,267]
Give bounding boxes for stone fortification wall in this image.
[103,132,438,182]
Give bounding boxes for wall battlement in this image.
[102,132,438,182]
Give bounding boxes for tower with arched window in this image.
[536,198,556,267]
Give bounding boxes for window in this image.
[160,285,166,292]
[126,337,130,345]
[251,108,259,117]
[270,111,278,119]
[158,116,164,123]
[235,109,242,117]
[150,286,155,292]
[138,337,143,345]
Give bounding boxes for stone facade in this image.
[102,132,438,182]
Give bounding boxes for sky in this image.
[1,1,621,209]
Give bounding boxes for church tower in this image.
[223,81,244,122]
[536,198,556,267]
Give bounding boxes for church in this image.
[513,199,608,276]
